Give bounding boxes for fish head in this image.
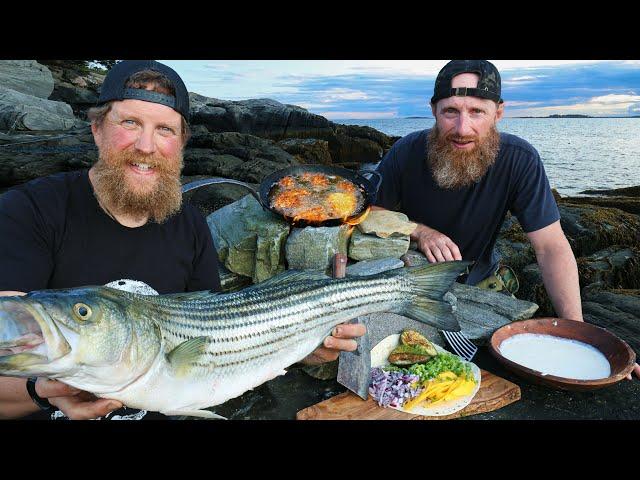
[0,287,161,391]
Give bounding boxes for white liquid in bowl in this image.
[499,333,611,380]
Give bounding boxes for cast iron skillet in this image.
[182,165,382,228]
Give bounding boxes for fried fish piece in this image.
[388,344,435,366]
[400,330,438,357]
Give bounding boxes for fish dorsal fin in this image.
[243,270,331,291]
[166,336,209,377]
[161,290,218,302]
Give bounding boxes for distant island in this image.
[512,114,640,119]
[402,114,640,119]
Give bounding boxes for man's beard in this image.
[91,146,183,224]
[427,124,501,190]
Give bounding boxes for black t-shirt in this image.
[375,129,560,285]
[0,169,222,420]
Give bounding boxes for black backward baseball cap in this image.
[431,60,503,105]
[97,60,190,121]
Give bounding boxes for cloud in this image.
[320,88,372,103]
[503,75,548,85]
[629,103,640,115]
[505,101,544,107]
[587,94,640,105]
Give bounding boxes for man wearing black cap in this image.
[0,60,367,419]
[375,60,584,324]
[0,60,222,419]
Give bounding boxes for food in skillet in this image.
[268,172,365,223]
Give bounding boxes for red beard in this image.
[427,124,501,190]
[91,146,184,224]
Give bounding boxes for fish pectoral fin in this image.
[164,409,227,420]
[166,336,209,376]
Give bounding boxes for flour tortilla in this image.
[371,334,481,417]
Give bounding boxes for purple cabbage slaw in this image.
[369,367,422,408]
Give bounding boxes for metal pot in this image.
[182,165,382,227]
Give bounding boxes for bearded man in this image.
[375,59,584,324]
[0,60,365,420]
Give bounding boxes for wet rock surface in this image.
[206,195,290,283]
[348,228,410,261]
[285,225,350,272]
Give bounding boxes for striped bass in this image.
[0,261,469,418]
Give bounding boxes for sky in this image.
[158,60,640,120]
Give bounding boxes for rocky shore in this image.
[1,60,639,377]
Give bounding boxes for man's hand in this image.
[301,323,367,365]
[35,378,122,420]
[411,224,462,263]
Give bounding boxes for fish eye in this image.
[73,303,92,320]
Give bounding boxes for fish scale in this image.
[156,282,405,353]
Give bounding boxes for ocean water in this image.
[336,117,640,197]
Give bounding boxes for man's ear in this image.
[495,102,505,122]
[91,122,101,144]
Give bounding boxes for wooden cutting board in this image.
[296,369,520,420]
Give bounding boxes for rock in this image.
[184,131,298,183]
[517,263,555,317]
[329,124,399,167]
[348,229,410,261]
[0,132,97,188]
[401,249,430,267]
[582,288,640,354]
[567,197,640,216]
[285,225,351,272]
[357,209,417,238]
[579,186,640,197]
[334,124,399,151]
[276,138,332,165]
[0,61,54,99]
[218,265,252,292]
[495,214,536,272]
[50,83,99,108]
[328,131,384,165]
[40,61,106,120]
[188,94,397,166]
[189,94,334,140]
[449,283,539,345]
[557,203,640,257]
[206,195,290,283]
[577,246,640,290]
[346,257,405,277]
[0,86,77,131]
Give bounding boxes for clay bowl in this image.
[489,318,636,391]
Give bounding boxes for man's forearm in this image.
[0,377,40,419]
[535,240,583,321]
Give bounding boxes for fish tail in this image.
[401,261,472,332]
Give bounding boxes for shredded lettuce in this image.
[408,353,474,382]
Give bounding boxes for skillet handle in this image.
[181,177,263,208]
[363,170,383,194]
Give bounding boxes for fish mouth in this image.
[0,298,70,373]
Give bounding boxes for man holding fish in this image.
[0,60,365,419]
[374,59,640,380]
